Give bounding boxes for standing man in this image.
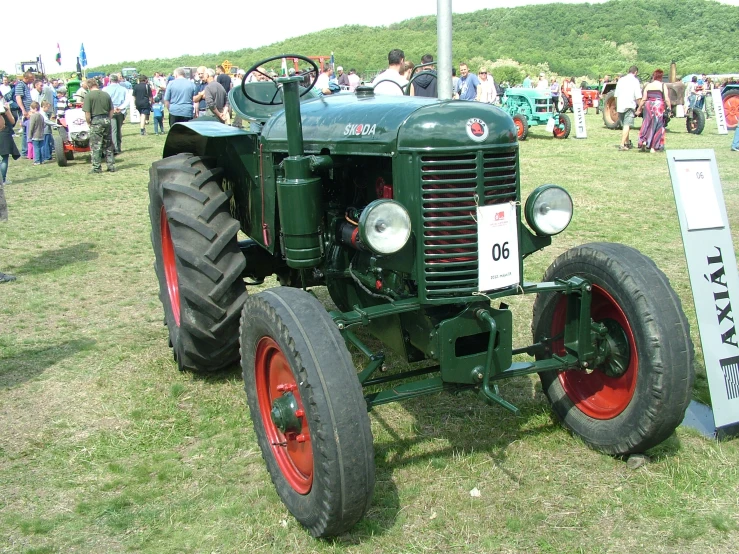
[164,68,198,127]
[132,76,153,135]
[14,72,34,157]
[103,74,129,154]
[193,66,208,118]
[82,79,115,174]
[476,68,497,104]
[336,66,350,89]
[522,74,532,88]
[203,69,228,123]
[410,54,437,98]
[454,63,480,101]
[347,69,361,92]
[72,79,89,106]
[371,49,408,95]
[536,72,549,90]
[614,65,641,151]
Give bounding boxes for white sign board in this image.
[571,87,587,139]
[668,149,739,432]
[711,89,728,135]
[477,202,520,291]
[129,96,140,123]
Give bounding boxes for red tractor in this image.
[557,84,600,113]
[53,106,91,166]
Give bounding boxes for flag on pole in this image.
[79,43,87,68]
[281,57,288,77]
[56,43,62,66]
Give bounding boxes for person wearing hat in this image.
[536,72,549,90]
[336,66,349,89]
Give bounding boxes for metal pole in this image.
[437,0,453,100]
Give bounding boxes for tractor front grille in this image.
[420,149,518,299]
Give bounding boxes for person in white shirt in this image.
[536,72,549,90]
[347,69,361,92]
[614,65,642,150]
[371,49,408,95]
[476,68,498,104]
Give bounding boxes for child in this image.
[152,95,165,135]
[28,102,45,165]
[56,87,68,121]
[41,101,54,162]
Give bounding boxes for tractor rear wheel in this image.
[241,287,375,537]
[601,91,620,129]
[553,113,571,139]
[513,114,528,141]
[722,89,739,130]
[686,109,705,134]
[531,243,694,455]
[54,134,67,167]
[148,153,247,372]
[557,95,570,113]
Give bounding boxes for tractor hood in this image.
[261,93,516,156]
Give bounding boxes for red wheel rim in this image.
[255,337,313,493]
[160,206,181,326]
[551,285,638,419]
[724,95,739,128]
[514,118,524,139]
[553,118,566,137]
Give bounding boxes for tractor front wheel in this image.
[148,153,247,372]
[602,91,620,129]
[531,242,694,455]
[557,95,570,113]
[54,133,67,167]
[241,287,375,537]
[553,113,571,139]
[513,114,528,141]
[686,109,705,134]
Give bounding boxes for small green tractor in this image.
[500,87,571,140]
[148,54,694,537]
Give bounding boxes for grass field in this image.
[1,110,739,553]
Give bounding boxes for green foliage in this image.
[492,66,524,86]
[84,0,739,80]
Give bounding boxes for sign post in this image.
[710,89,728,135]
[571,88,587,139]
[667,149,739,437]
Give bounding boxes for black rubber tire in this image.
[602,91,620,129]
[531,242,694,455]
[149,153,247,372]
[686,109,705,134]
[722,89,739,130]
[557,94,570,113]
[512,114,528,141]
[553,113,571,139]
[54,133,67,167]
[241,287,375,537]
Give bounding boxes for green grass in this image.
[2,111,739,553]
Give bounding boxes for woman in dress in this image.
[636,69,671,153]
[0,99,20,185]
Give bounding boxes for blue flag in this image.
[80,43,87,68]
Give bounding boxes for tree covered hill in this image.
[90,0,737,79]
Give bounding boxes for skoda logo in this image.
[466,118,488,142]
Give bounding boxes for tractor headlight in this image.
[525,185,573,236]
[359,200,411,255]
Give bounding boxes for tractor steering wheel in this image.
[241,54,319,106]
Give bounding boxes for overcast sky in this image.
[2,0,737,74]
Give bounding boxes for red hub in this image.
[724,95,739,129]
[515,119,525,138]
[255,337,313,493]
[551,285,638,419]
[160,206,181,326]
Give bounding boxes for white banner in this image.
[477,203,520,291]
[129,95,140,123]
[711,89,728,135]
[571,87,587,139]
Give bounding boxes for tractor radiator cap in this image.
[355,86,375,98]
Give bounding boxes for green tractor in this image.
[500,87,571,140]
[148,54,694,537]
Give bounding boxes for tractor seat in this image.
[229,81,320,126]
